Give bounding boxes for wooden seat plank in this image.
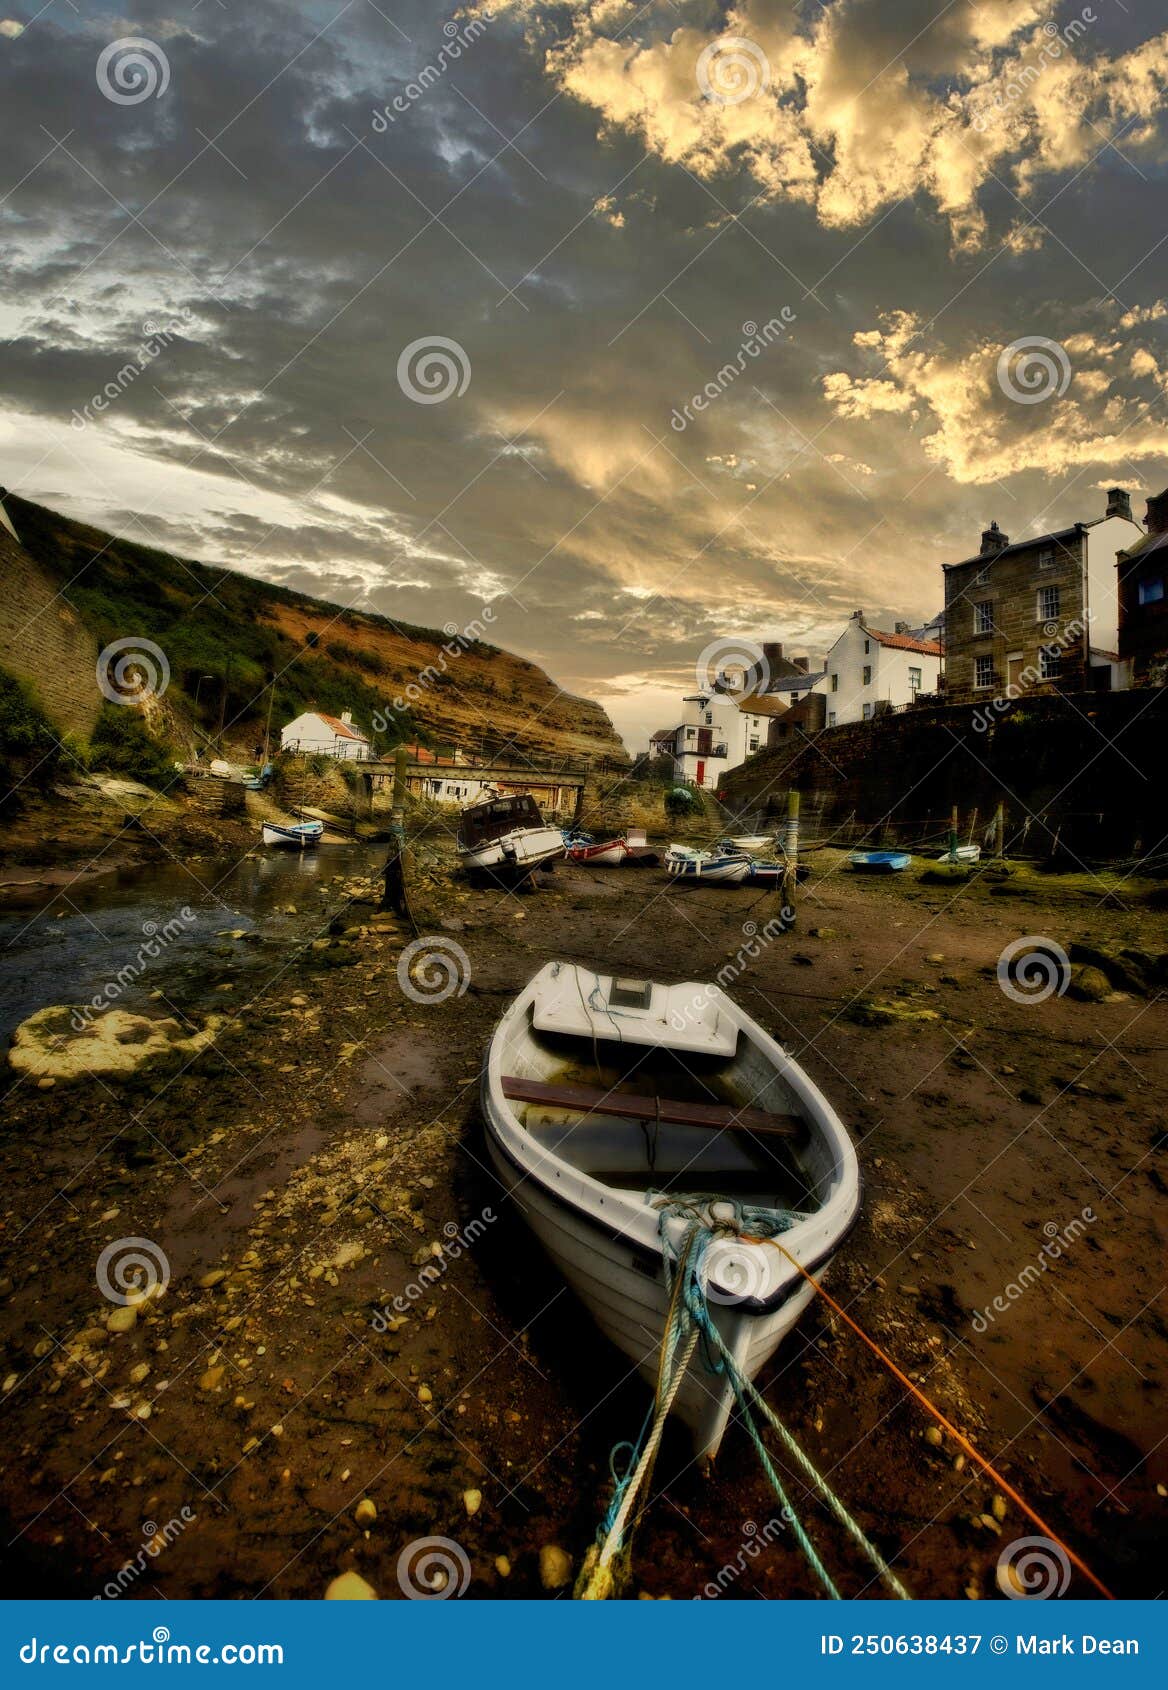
[501,1074,803,1140]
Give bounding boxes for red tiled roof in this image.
[866,627,943,656]
[316,712,369,741]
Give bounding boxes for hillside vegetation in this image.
[5,493,626,768]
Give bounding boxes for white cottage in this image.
[280,709,371,761]
[822,613,942,726]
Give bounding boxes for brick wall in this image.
[0,527,101,739]
[943,530,1087,704]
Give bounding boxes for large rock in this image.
[9,1007,223,1083]
[1069,941,1168,996]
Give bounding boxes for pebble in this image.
[539,1544,572,1591]
[128,1362,151,1384]
[198,1366,225,1391]
[106,1306,138,1334]
[354,1499,377,1527]
[991,1494,1007,1522]
[417,1385,433,1405]
[325,1571,377,1600]
[199,1270,227,1290]
[463,1488,482,1518]
[924,1426,943,1448]
[494,1555,511,1578]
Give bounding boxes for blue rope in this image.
[600,1400,656,1541]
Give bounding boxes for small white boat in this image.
[262,820,324,849]
[482,962,861,1460]
[456,794,564,881]
[937,843,981,863]
[665,846,750,884]
[565,836,628,866]
[720,834,773,852]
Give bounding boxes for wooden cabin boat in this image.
[456,794,564,881]
[565,836,628,866]
[847,849,911,872]
[261,819,324,849]
[481,962,861,1460]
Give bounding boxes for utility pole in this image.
[216,651,234,751]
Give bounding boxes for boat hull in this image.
[848,850,911,872]
[262,822,323,849]
[566,838,627,866]
[457,826,565,877]
[665,853,750,884]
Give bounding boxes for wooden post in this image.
[995,802,1005,859]
[261,677,276,769]
[782,789,800,928]
[380,745,414,925]
[948,803,958,862]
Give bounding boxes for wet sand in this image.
[0,843,1164,1600]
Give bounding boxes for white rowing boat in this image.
[664,845,750,884]
[261,820,324,849]
[481,962,861,1461]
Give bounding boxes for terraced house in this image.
[941,490,1142,704]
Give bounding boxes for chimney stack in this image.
[1145,488,1168,536]
[1106,487,1133,521]
[851,608,864,621]
[791,656,809,674]
[341,709,353,726]
[980,521,1008,556]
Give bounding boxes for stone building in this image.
[941,490,1142,704]
[1117,487,1168,686]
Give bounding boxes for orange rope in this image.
[753,1238,1115,1601]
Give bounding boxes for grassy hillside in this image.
[5,493,626,767]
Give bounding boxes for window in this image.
[1040,645,1061,681]
[862,703,873,721]
[827,711,837,727]
[975,601,994,635]
[1038,584,1060,622]
[975,566,989,586]
[1138,576,1165,606]
[1038,547,1055,570]
[862,664,872,685]
[704,710,713,724]
[908,666,922,694]
[975,655,994,689]
[748,736,759,752]
[686,727,695,739]
[863,639,871,654]
[830,672,839,692]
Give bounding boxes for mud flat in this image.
[0,847,1164,1599]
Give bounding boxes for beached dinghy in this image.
[664,845,750,885]
[937,843,981,863]
[718,834,773,853]
[622,827,660,868]
[847,849,911,872]
[482,961,861,1460]
[456,795,564,882]
[261,819,324,849]
[565,836,628,866]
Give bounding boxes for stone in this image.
[924,1426,943,1448]
[417,1385,433,1405]
[198,1366,226,1392]
[991,1494,1007,1522]
[199,1270,227,1290]
[539,1544,572,1590]
[354,1498,377,1527]
[1069,965,1111,1003]
[325,1571,377,1600]
[10,1007,223,1083]
[106,1306,138,1334]
[463,1488,482,1518]
[494,1554,511,1578]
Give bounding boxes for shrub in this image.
[0,668,64,803]
[88,705,179,790]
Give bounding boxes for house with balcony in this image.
[650,688,764,788]
[941,490,1142,704]
[1117,486,1168,687]
[820,613,942,725]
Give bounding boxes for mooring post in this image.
[380,744,414,926]
[782,789,800,927]
[995,802,1005,859]
[948,803,959,862]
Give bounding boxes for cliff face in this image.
[1,493,627,766]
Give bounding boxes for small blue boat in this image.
[262,820,324,849]
[848,849,911,873]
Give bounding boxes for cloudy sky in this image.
[2,0,1167,748]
